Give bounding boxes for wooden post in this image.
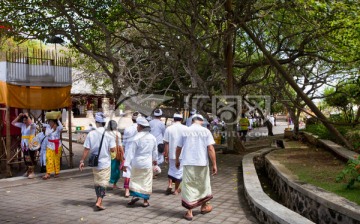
[0,108,4,173]
[5,106,12,177]
[68,106,73,168]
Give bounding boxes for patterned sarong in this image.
[181,165,213,209]
[129,167,153,199]
[93,167,111,187]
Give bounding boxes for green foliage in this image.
[324,80,360,123]
[305,123,356,148]
[345,130,360,152]
[336,155,360,189]
[271,102,285,114]
[304,124,330,139]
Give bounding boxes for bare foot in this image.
[124,189,130,198]
[95,197,105,210]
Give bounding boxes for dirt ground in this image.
[272,140,346,183]
[270,139,360,206]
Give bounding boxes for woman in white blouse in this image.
[11,113,37,179]
[42,114,63,180]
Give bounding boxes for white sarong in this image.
[181,165,213,209]
[122,165,131,178]
[168,159,183,181]
[93,167,111,187]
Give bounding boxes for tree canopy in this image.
[1,0,359,149]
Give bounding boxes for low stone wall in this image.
[265,153,360,224]
[242,148,314,224]
[300,131,319,146]
[301,131,359,161]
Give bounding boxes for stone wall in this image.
[244,191,278,224]
[242,148,314,224]
[265,154,360,224]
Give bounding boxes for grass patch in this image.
[272,142,360,205]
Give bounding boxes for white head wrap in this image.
[153,109,163,117]
[190,109,197,115]
[173,113,183,119]
[192,114,204,121]
[95,112,106,123]
[136,117,150,127]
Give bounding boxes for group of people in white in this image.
[79,109,217,221]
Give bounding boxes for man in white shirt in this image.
[149,109,166,165]
[163,113,187,195]
[176,114,217,221]
[123,117,158,207]
[269,114,275,126]
[185,108,197,127]
[122,111,139,197]
[79,112,116,211]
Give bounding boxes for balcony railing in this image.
[0,49,72,87]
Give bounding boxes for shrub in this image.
[305,117,318,126]
[336,155,360,189]
[346,130,360,152]
[305,124,358,150]
[304,124,330,139]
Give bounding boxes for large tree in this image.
[2,0,360,149]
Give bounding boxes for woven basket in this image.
[45,111,61,120]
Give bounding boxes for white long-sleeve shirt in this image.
[12,122,37,148]
[122,123,138,151]
[185,115,194,127]
[43,120,63,150]
[124,131,158,169]
[149,118,165,145]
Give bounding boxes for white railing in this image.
[0,49,72,87]
[5,62,71,86]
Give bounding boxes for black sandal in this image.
[165,187,172,195]
[127,197,139,205]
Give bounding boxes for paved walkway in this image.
[0,120,292,223]
[0,152,262,223]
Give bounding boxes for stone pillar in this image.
[86,110,94,119]
[78,105,85,115]
[102,98,110,116]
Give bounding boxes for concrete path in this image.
[0,119,292,223]
[0,152,261,223]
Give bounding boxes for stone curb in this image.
[242,147,314,224]
[0,167,92,189]
[266,152,360,223]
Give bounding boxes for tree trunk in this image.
[224,0,241,153]
[234,134,246,152]
[241,23,354,150]
[288,109,300,135]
